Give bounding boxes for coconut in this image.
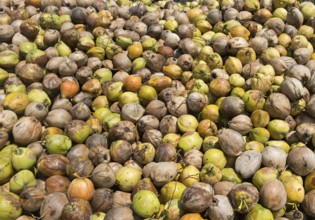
[85,133,108,149]
[186,92,208,113]
[132,177,158,198]
[235,150,262,179]
[263,93,291,119]
[108,121,137,144]
[219,96,245,118]
[265,17,285,35]
[167,96,188,117]
[111,191,132,208]
[303,190,315,218]
[88,146,110,166]
[150,161,178,187]
[287,146,315,176]
[287,7,304,28]
[295,112,315,126]
[110,140,132,164]
[90,188,113,213]
[183,149,203,169]
[228,183,259,214]
[145,52,166,72]
[295,123,315,143]
[121,102,145,123]
[154,143,177,162]
[245,204,274,220]
[12,117,42,145]
[104,207,134,220]
[259,179,287,211]
[159,115,178,135]
[40,192,69,220]
[306,95,315,118]
[252,167,279,190]
[112,53,132,72]
[294,48,311,65]
[213,181,235,196]
[306,71,315,94]
[142,129,162,148]
[249,37,268,55]
[280,77,304,101]
[0,110,18,133]
[181,182,214,213]
[261,146,287,171]
[228,115,253,135]
[20,187,46,212]
[45,109,72,129]
[207,195,234,220]
[217,128,245,156]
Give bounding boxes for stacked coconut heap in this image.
[1,0,315,219]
